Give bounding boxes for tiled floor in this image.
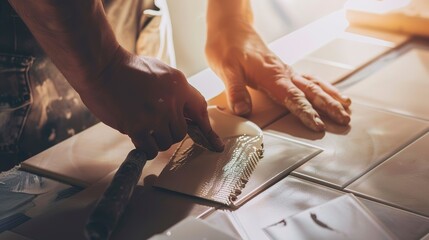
[348,132,429,217]
[228,176,429,240]
[13,10,429,240]
[345,48,429,121]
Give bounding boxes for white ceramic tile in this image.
[358,198,429,240]
[229,176,429,240]
[345,48,429,121]
[265,103,428,188]
[203,211,242,239]
[307,38,390,69]
[292,59,352,84]
[263,194,396,240]
[237,132,321,206]
[347,132,429,217]
[21,123,134,187]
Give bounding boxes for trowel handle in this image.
[85,149,147,240]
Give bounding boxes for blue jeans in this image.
[0,1,98,170]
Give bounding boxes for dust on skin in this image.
[34,78,79,129]
[34,79,60,129]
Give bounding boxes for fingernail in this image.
[216,105,226,111]
[342,95,352,106]
[233,101,251,116]
[314,117,326,131]
[340,110,351,125]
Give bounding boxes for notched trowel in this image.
[155,106,264,207]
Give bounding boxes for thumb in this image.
[222,66,252,116]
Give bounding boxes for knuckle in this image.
[328,100,343,110]
[305,82,320,93]
[227,82,248,99]
[286,87,305,99]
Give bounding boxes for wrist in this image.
[206,0,253,30]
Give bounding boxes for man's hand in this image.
[79,47,224,159]
[206,1,351,131]
[9,0,223,159]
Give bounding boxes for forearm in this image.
[8,0,119,92]
[207,0,253,30]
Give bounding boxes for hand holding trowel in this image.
[84,109,225,240]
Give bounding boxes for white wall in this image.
[167,0,346,77]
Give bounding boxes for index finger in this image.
[184,86,225,152]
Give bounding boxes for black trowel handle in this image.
[85,149,147,240]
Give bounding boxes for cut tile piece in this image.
[228,176,429,240]
[21,123,134,187]
[208,88,287,129]
[347,132,429,217]
[345,48,429,120]
[308,38,389,69]
[266,103,428,188]
[292,59,352,84]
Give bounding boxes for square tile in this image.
[292,59,352,84]
[266,103,428,188]
[236,132,322,206]
[308,38,389,69]
[21,123,134,187]
[347,132,429,217]
[263,194,395,240]
[228,176,429,240]
[345,48,429,120]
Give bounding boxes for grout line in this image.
[344,188,429,219]
[343,128,429,188]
